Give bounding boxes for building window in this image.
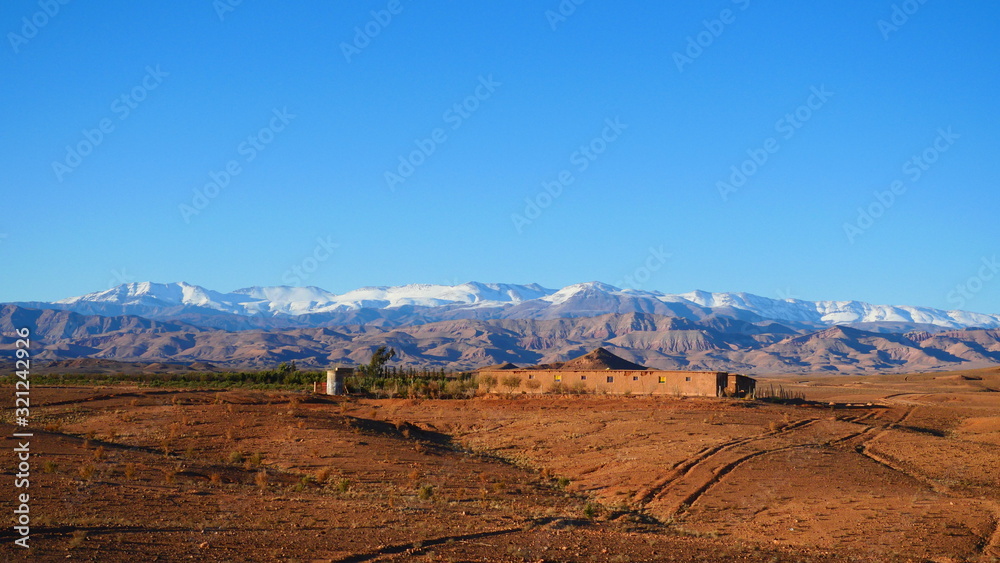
[658,376,666,384]
[633,376,639,381]
[606,376,614,383]
[581,375,587,380]
[685,377,691,382]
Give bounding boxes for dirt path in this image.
[633,417,822,514]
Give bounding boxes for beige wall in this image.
[480,369,739,397]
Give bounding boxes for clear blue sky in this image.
[3,1,999,313]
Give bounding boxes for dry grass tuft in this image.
[78,462,96,481]
[68,530,87,549]
[255,470,268,490]
[418,484,434,500]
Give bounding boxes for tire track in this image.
[669,444,820,517]
[829,405,913,445]
[857,443,949,494]
[632,418,819,507]
[667,406,917,517]
[984,507,1000,559]
[333,526,522,563]
[894,404,917,426]
[848,405,956,495]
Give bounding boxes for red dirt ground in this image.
[2,367,999,561]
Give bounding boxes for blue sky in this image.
[2,0,999,313]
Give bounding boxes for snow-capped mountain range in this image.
[14,281,1000,332]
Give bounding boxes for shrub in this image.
[478,374,497,392]
[548,382,568,394]
[500,375,521,393]
[69,530,87,549]
[78,463,95,481]
[228,451,244,464]
[418,484,434,500]
[255,470,268,490]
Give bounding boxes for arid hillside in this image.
[4,306,1000,374]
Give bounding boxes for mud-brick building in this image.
[479,348,756,398]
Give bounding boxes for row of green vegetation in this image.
[5,367,479,394]
[3,348,484,397]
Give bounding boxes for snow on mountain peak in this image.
[542,281,622,304]
[37,281,1000,330]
